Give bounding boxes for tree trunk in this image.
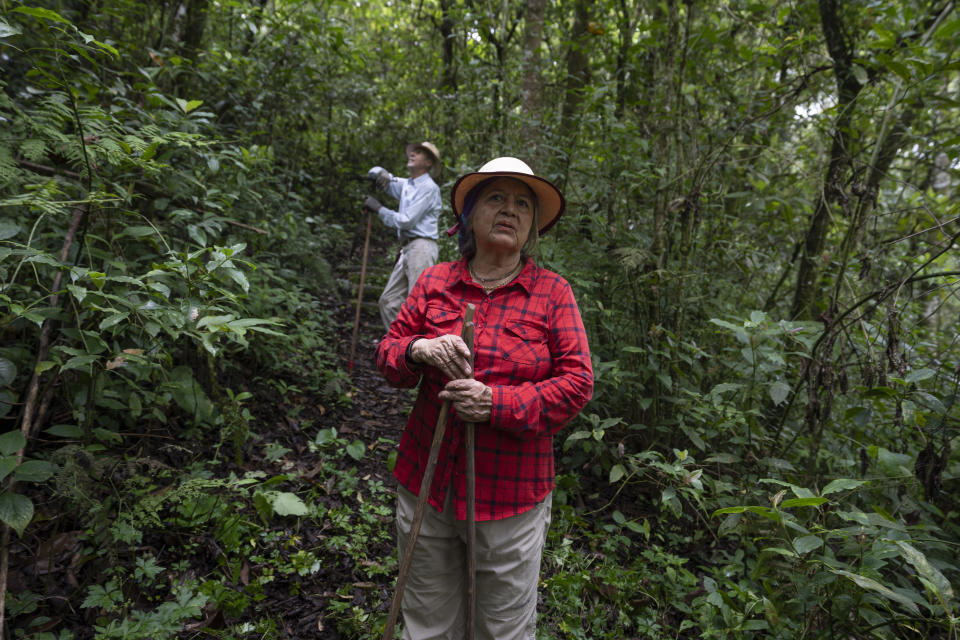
[560,0,591,145]
[519,0,546,158]
[181,0,210,59]
[790,0,864,320]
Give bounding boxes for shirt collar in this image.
[409,172,433,186]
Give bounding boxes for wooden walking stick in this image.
[348,206,373,372]
[464,322,477,640]
[382,304,476,640]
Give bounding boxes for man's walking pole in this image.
[348,206,373,373]
[382,304,476,640]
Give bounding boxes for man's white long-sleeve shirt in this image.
[372,169,442,242]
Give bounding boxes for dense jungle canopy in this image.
[0,0,959,638]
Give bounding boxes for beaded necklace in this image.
[469,260,522,292]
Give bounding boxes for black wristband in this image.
[405,338,423,366]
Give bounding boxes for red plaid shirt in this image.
[376,258,593,521]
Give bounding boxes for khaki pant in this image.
[395,484,552,640]
[379,238,438,331]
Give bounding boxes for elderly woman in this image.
[376,157,593,639]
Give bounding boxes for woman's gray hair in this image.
[459,179,540,258]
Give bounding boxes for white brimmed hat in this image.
[450,157,565,234]
[405,141,441,180]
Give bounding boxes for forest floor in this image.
[240,231,419,638]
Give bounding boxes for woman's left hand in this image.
[439,379,493,423]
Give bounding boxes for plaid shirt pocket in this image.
[501,321,549,366]
[425,304,462,338]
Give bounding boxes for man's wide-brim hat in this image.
[450,157,565,234]
[405,141,441,180]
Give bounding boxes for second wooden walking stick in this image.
[348,205,373,373]
[382,303,476,640]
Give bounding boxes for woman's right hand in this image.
[409,335,472,380]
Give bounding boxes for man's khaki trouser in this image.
[379,238,438,331]
[395,484,552,640]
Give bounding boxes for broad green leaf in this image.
[315,428,336,446]
[0,430,26,456]
[713,505,782,523]
[709,318,742,331]
[712,506,749,517]
[14,460,56,483]
[67,285,88,304]
[148,281,171,298]
[0,458,16,483]
[835,510,907,531]
[0,391,13,418]
[45,424,82,438]
[821,478,867,496]
[781,497,828,508]
[760,547,796,559]
[904,368,935,384]
[831,569,919,615]
[223,268,249,291]
[197,314,234,329]
[34,361,56,374]
[0,492,33,536]
[61,354,98,372]
[185,99,204,113]
[346,440,365,461]
[271,492,308,517]
[768,381,790,406]
[121,226,157,238]
[13,6,70,24]
[609,464,626,483]
[792,535,823,554]
[710,382,743,396]
[704,452,740,464]
[895,541,953,600]
[0,221,20,239]
[0,18,22,39]
[0,358,15,386]
[99,313,129,331]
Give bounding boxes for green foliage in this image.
[2,0,959,637]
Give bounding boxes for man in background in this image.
[366,141,442,331]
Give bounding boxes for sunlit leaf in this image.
[791,535,823,554]
[821,478,867,496]
[831,569,919,615]
[271,492,308,517]
[13,6,70,24]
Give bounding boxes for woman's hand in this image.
[439,379,492,423]
[409,335,472,380]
